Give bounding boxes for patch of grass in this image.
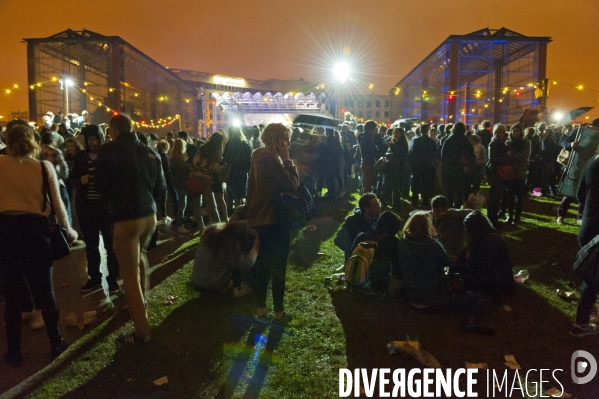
[16,185,599,398]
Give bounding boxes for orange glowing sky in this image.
[1,0,598,121]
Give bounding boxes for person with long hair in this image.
[398,212,494,334]
[169,138,191,233]
[192,132,224,231]
[486,124,511,229]
[540,128,560,196]
[223,127,252,209]
[247,123,299,325]
[505,123,530,224]
[0,123,77,365]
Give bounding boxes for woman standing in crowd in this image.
[0,124,77,365]
[247,123,299,325]
[223,127,252,210]
[505,123,530,224]
[525,126,542,192]
[192,132,225,231]
[441,122,474,208]
[386,127,410,210]
[486,124,511,229]
[156,139,174,222]
[169,138,191,233]
[540,128,560,196]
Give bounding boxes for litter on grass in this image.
[556,289,577,299]
[546,387,572,398]
[513,270,530,283]
[164,295,177,305]
[504,355,521,370]
[387,341,441,368]
[153,376,168,386]
[465,362,488,369]
[301,224,317,233]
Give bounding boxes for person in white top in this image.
[0,122,77,366]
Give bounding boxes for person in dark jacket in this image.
[321,128,345,197]
[441,122,475,208]
[540,128,561,196]
[334,193,381,261]
[571,150,599,337]
[95,114,166,344]
[351,210,402,293]
[475,120,492,151]
[577,154,599,248]
[456,210,514,299]
[556,124,585,224]
[505,123,530,224]
[399,211,494,334]
[486,124,511,229]
[358,120,379,193]
[223,127,252,209]
[72,124,120,294]
[385,128,410,210]
[409,124,437,208]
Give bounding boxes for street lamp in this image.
[60,76,74,114]
[333,62,350,120]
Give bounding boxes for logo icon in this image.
[571,350,597,384]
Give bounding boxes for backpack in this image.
[345,241,378,290]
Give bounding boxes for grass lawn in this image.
[12,182,599,398]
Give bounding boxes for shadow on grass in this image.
[59,293,259,399]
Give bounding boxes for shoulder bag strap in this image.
[40,160,55,213]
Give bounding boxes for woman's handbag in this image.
[272,182,313,230]
[40,161,71,261]
[557,148,570,167]
[496,164,513,181]
[185,166,212,197]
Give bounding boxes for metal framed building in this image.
[24,29,198,133]
[389,28,551,126]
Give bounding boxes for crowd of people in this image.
[0,109,598,368]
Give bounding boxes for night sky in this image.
[1,0,598,121]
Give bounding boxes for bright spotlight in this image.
[232,119,241,127]
[333,62,350,83]
[65,78,74,86]
[553,112,564,121]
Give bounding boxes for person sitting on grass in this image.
[429,195,472,262]
[398,212,494,335]
[350,210,402,293]
[454,210,514,300]
[191,221,259,297]
[334,192,381,262]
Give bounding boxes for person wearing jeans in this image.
[246,123,299,325]
[95,114,165,344]
[0,123,77,365]
[169,138,191,233]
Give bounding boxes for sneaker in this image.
[556,216,564,225]
[253,314,273,326]
[272,311,293,327]
[178,225,191,234]
[108,280,120,295]
[31,309,45,330]
[80,280,102,293]
[161,216,172,223]
[570,323,598,338]
[577,219,582,225]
